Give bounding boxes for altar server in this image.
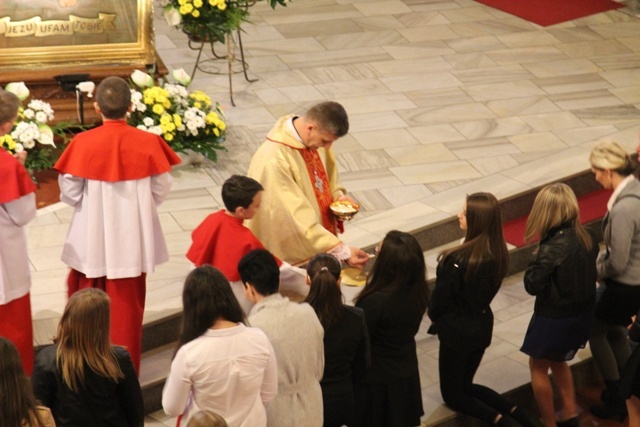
[0,89,37,375]
[54,76,181,374]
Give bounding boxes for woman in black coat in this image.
[32,288,143,427]
[430,192,539,427]
[521,183,598,427]
[305,253,370,427]
[353,230,429,427]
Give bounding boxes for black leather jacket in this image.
[31,345,144,427]
[524,222,598,318]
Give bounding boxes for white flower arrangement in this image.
[128,69,226,161]
[0,83,60,171]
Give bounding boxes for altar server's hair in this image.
[238,249,280,296]
[0,89,20,125]
[55,288,124,393]
[96,76,132,120]
[175,265,245,357]
[306,101,349,137]
[222,175,264,211]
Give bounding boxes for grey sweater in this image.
[598,177,640,285]
[249,294,324,427]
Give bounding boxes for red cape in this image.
[187,210,282,281]
[0,149,36,204]
[54,121,181,181]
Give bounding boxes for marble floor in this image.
[24,0,640,425]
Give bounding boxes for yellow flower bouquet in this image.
[128,69,227,161]
[163,0,290,43]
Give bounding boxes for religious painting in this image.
[0,0,154,67]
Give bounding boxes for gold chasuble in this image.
[247,115,346,266]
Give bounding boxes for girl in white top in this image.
[162,266,278,427]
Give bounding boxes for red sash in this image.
[299,149,336,235]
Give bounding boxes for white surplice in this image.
[59,173,172,279]
[0,193,36,304]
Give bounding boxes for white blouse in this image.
[162,324,278,427]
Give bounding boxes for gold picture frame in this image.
[0,0,155,68]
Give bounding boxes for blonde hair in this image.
[186,411,228,427]
[525,183,593,250]
[590,141,634,175]
[55,288,124,393]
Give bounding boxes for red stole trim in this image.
[0,149,36,204]
[299,149,336,235]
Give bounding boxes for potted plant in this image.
[128,69,227,162]
[163,0,290,43]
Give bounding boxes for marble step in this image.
[137,168,607,419]
[140,344,175,416]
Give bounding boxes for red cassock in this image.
[55,120,181,374]
[0,148,37,375]
[187,210,282,282]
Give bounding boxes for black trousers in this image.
[439,343,514,424]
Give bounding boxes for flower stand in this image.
[187,30,257,107]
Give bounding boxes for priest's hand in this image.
[14,151,27,165]
[346,246,369,269]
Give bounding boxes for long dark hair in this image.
[305,253,343,330]
[354,230,428,315]
[0,338,45,427]
[439,192,509,286]
[56,288,123,393]
[175,265,246,357]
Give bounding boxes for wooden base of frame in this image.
[0,53,168,126]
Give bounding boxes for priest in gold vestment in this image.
[247,101,369,268]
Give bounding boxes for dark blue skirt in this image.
[520,311,594,361]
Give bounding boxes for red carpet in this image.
[503,188,611,248]
[474,0,623,27]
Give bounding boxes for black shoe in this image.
[590,403,627,422]
[510,406,543,427]
[556,417,579,427]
